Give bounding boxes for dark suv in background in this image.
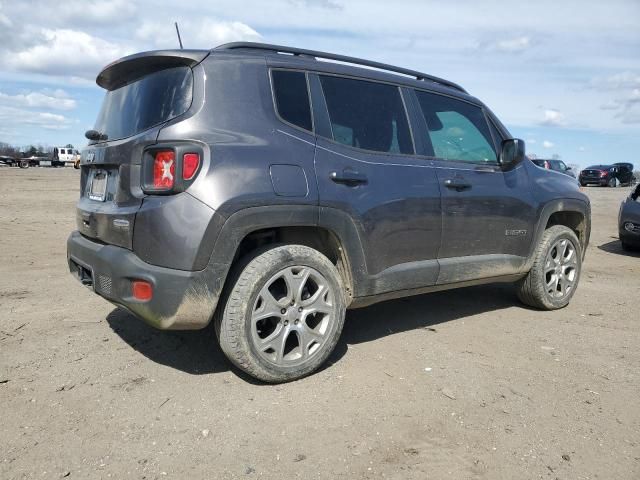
[68,43,591,382]
[579,163,634,187]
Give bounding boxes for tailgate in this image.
[76,129,159,249]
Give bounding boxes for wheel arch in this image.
[206,206,366,306]
[523,199,591,272]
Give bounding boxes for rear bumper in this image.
[67,231,226,330]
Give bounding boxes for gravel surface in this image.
[1,167,638,479]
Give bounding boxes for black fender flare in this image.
[522,198,591,272]
[204,205,369,297]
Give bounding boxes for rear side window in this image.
[319,76,413,154]
[93,66,193,142]
[415,90,497,163]
[272,70,313,132]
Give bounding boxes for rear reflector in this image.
[153,150,175,188]
[132,280,153,301]
[182,153,200,180]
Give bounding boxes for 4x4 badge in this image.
[505,229,527,236]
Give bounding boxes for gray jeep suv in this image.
[67,42,591,382]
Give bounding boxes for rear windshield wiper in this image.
[85,129,108,141]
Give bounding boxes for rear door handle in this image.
[444,178,472,191]
[330,170,368,186]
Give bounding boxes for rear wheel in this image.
[215,245,346,383]
[517,225,582,310]
[19,160,29,169]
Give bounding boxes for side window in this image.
[60,149,66,155]
[319,75,413,154]
[272,70,313,132]
[415,90,497,163]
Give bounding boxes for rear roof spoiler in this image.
[96,50,209,90]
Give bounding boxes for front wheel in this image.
[517,225,582,310]
[215,245,346,383]
[608,177,618,187]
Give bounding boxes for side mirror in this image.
[566,166,572,171]
[499,138,525,168]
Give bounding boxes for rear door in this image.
[311,74,442,296]
[412,89,537,284]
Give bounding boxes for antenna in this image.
[175,22,183,49]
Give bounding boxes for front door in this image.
[412,89,537,284]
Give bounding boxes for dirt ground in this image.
[1,167,638,480]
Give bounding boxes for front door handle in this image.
[330,170,368,186]
[444,178,472,191]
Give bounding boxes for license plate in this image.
[89,170,107,201]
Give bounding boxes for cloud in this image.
[543,140,554,148]
[287,0,342,9]
[594,73,640,124]
[477,36,532,54]
[136,19,260,49]
[0,105,72,131]
[495,36,531,53]
[540,109,566,127]
[593,72,640,90]
[5,28,130,79]
[0,89,76,110]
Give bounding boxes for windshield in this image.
[93,66,193,142]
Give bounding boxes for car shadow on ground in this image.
[598,239,640,257]
[107,283,519,380]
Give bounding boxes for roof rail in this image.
[213,42,467,94]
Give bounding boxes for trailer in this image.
[0,151,81,169]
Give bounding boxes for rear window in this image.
[93,66,193,142]
[319,75,414,155]
[272,70,313,132]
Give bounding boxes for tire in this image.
[517,225,582,310]
[215,244,347,383]
[608,177,617,187]
[73,161,80,170]
[19,160,29,169]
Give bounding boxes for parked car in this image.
[619,184,640,251]
[67,42,591,382]
[579,163,635,187]
[531,159,576,178]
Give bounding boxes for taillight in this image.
[153,150,175,189]
[143,146,203,194]
[182,153,200,180]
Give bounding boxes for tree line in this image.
[0,142,75,158]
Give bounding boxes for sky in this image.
[0,0,638,169]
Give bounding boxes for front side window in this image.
[415,90,497,163]
[272,70,313,132]
[319,75,413,154]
